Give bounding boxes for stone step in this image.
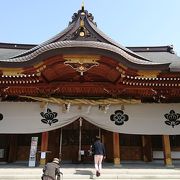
[1,167,180,171]
[1,177,180,180]
[1,173,180,179]
[0,179,179,180]
[1,169,180,175]
[1,166,180,179]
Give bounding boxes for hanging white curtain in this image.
[0,102,180,135]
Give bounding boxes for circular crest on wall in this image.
[0,113,3,121]
[110,110,129,126]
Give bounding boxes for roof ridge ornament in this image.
[168,45,175,54]
[81,0,85,13]
[69,4,97,27]
[79,1,85,37]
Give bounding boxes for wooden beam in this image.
[8,135,17,162]
[142,135,152,162]
[39,131,49,166]
[113,132,120,166]
[162,135,173,166]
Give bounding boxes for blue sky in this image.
[0,0,180,55]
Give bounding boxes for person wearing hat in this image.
[92,136,106,177]
[42,158,61,180]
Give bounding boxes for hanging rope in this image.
[20,96,140,105]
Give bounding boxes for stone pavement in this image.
[1,161,180,179]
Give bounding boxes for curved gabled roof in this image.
[9,7,151,62]
[0,6,171,72]
[0,41,170,70]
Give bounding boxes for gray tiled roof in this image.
[0,42,179,71]
[0,48,27,59]
[0,41,156,64]
[0,44,178,63]
[0,41,170,72]
[137,52,180,63]
[137,51,180,72]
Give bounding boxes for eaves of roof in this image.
[0,41,170,71]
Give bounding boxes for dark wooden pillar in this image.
[162,135,173,166]
[142,135,153,162]
[113,132,120,166]
[40,132,49,166]
[8,135,18,162]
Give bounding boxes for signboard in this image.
[41,152,46,159]
[80,150,85,155]
[28,137,38,167]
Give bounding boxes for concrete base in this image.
[1,163,180,180]
[165,164,175,168]
[113,164,122,168]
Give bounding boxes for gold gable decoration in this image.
[137,70,160,78]
[1,68,24,76]
[63,55,100,75]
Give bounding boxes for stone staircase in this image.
[1,166,180,180]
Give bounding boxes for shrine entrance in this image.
[57,118,100,163]
[48,118,101,163]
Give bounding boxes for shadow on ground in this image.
[75,169,94,178]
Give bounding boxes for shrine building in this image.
[1,5,180,166]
